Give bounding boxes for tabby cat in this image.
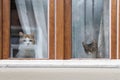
[82,40,98,54]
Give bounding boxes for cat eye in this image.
[23,40,26,42]
[29,40,33,42]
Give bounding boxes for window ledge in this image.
[0,60,120,68]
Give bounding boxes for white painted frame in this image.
[0,60,120,68]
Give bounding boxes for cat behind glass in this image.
[16,32,35,58]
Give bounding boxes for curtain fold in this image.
[15,0,31,34]
[32,0,48,58]
[72,0,109,58]
[15,0,48,58]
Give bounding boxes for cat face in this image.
[19,32,35,46]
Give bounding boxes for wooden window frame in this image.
[0,0,119,60]
[56,0,119,59]
[49,0,55,59]
[1,0,55,59]
[111,0,117,59]
[2,0,10,59]
[0,0,2,59]
[55,0,65,59]
[54,0,72,59]
[118,1,120,59]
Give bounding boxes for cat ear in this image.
[31,32,34,38]
[19,32,24,37]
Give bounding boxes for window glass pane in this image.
[10,0,48,58]
[72,0,110,58]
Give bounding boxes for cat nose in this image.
[27,43,30,45]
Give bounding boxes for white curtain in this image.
[15,0,48,58]
[72,0,109,58]
[98,0,110,58]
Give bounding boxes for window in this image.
[0,0,55,59]
[0,0,119,60]
[72,0,110,58]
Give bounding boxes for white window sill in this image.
[0,60,120,68]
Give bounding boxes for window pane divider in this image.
[2,0,10,59]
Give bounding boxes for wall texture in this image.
[0,68,120,80]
